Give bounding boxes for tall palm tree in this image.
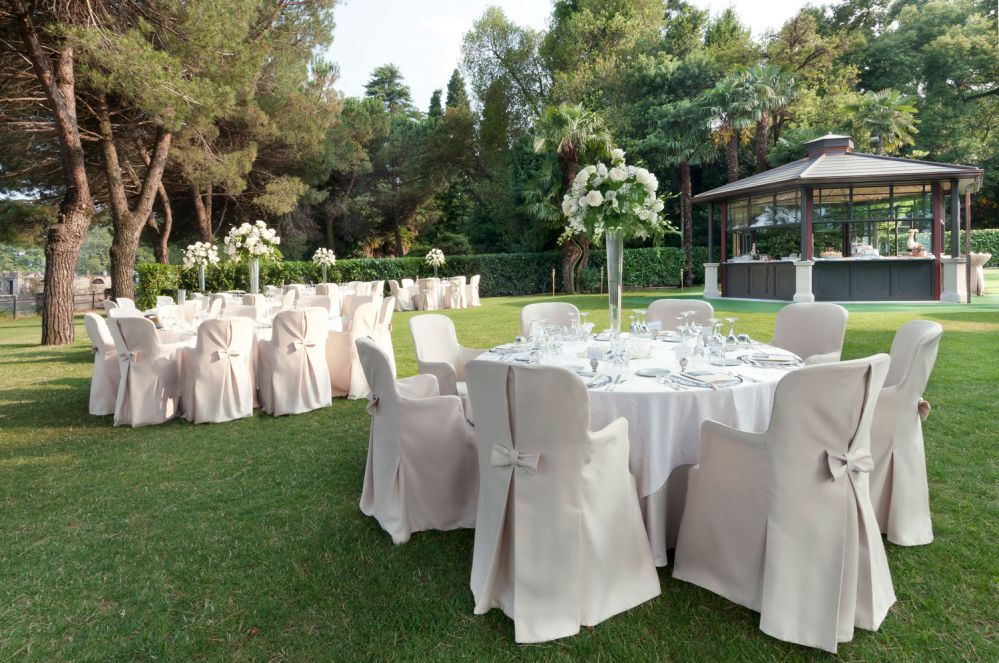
[743,64,797,172]
[700,72,756,183]
[532,103,613,292]
[845,89,919,155]
[646,101,717,286]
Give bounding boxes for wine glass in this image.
[725,317,738,348]
[737,333,752,349]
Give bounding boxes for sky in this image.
[327,1,808,108]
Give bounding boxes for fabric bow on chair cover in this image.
[466,360,660,644]
[356,338,477,544]
[869,320,943,546]
[673,355,895,653]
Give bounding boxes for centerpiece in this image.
[561,148,671,333]
[425,248,446,279]
[312,247,336,283]
[182,241,219,292]
[223,220,280,294]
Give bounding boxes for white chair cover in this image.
[222,304,258,321]
[343,295,372,330]
[352,282,372,297]
[242,293,266,308]
[520,302,580,337]
[103,299,118,315]
[445,276,466,309]
[298,294,333,315]
[116,297,137,310]
[108,306,144,319]
[869,320,943,546]
[401,278,415,288]
[647,299,714,329]
[673,355,894,653]
[970,252,991,295]
[466,361,661,643]
[328,301,379,399]
[408,314,483,411]
[84,313,119,416]
[369,280,384,297]
[374,296,397,376]
[465,274,481,307]
[180,318,255,424]
[257,308,332,416]
[772,302,849,365]
[417,278,440,311]
[156,295,174,308]
[207,295,225,318]
[180,300,201,323]
[357,338,477,544]
[388,280,416,311]
[110,317,182,427]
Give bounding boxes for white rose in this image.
[578,196,588,208]
[585,190,604,207]
[610,148,625,161]
[573,170,590,186]
[653,198,665,212]
[562,198,574,215]
[609,167,626,182]
[597,163,608,177]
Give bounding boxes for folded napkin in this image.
[684,371,739,386]
[586,374,612,389]
[748,352,799,364]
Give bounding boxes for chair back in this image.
[469,274,480,288]
[103,299,119,314]
[189,318,255,421]
[417,278,439,310]
[315,283,334,296]
[772,302,848,361]
[377,296,395,328]
[760,354,890,647]
[356,337,399,410]
[280,289,297,310]
[157,304,182,326]
[243,293,266,308]
[401,278,415,288]
[349,300,379,338]
[156,295,174,308]
[112,316,161,358]
[300,295,336,316]
[409,314,459,366]
[116,297,137,310]
[884,320,942,392]
[647,299,714,329]
[263,308,331,415]
[520,302,580,337]
[109,307,144,319]
[388,280,401,296]
[180,300,202,323]
[369,280,384,296]
[84,312,115,354]
[352,282,372,297]
[222,304,258,320]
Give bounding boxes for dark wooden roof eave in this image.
[692,169,984,204]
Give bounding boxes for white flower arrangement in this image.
[312,247,336,267]
[425,248,446,268]
[223,220,281,262]
[560,149,674,243]
[182,242,220,268]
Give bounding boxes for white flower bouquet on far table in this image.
[312,247,336,283]
[425,248,446,279]
[223,220,281,294]
[561,149,674,332]
[183,242,219,292]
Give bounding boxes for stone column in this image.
[940,256,966,303]
[703,263,721,298]
[793,260,815,303]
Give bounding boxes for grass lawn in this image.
[1,274,997,661]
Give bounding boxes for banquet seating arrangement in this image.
[771,302,848,365]
[417,278,440,311]
[969,252,991,295]
[869,320,943,546]
[465,275,481,307]
[388,279,417,311]
[84,313,120,416]
[110,316,183,427]
[180,318,256,424]
[519,302,580,337]
[329,300,379,399]
[409,314,484,412]
[673,354,894,653]
[357,338,478,544]
[647,298,714,328]
[257,308,332,416]
[466,361,661,643]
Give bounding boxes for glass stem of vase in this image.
[606,228,624,333]
[197,264,205,292]
[249,257,260,294]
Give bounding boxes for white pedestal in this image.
[703,263,721,298]
[940,256,966,303]
[793,260,815,302]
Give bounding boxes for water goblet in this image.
[737,333,752,349]
[725,317,738,348]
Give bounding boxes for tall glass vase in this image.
[197,264,206,292]
[433,265,438,279]
[321,264,328,284]
[605,227,624,333]
[248,257,260,294]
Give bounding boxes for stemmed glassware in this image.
[725,317,738,349]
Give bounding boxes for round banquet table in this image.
[478,337,798,565]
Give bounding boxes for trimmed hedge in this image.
[136,246,707,309]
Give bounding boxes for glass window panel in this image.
[753,226,800,259]
[812,221,844,257]
[892,184,933,220]
[814,188,850,221]
[726,198,749,229]
[852,186,891,220]
[749,196,774,228]
[774,190,800,224]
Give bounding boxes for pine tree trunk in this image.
[154,186,172,264]
[41,204,90,345]
[393,217,403,257]
[192,185,213,242]
[681,161,694,286]
[110,218,142,300]
[576,235,591,287]
[755,114,770,173]
[727,130,739,183]
[561,240,579,294]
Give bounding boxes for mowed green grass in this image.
[1,275,997,662]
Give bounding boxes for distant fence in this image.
[0,292,108,318]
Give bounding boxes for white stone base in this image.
[940,256,967,303]
[703,263,721,298]
[793,260,815,303]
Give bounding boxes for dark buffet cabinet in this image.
[722,258,935,301]
[723,262,797,300]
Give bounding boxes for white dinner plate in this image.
[635,367,671,378]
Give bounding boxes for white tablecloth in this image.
[479,337,797,565]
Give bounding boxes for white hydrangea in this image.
[182,242,220,268]
[425,248,446,268]
[312,247,336,267]
[222,219,280,263]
